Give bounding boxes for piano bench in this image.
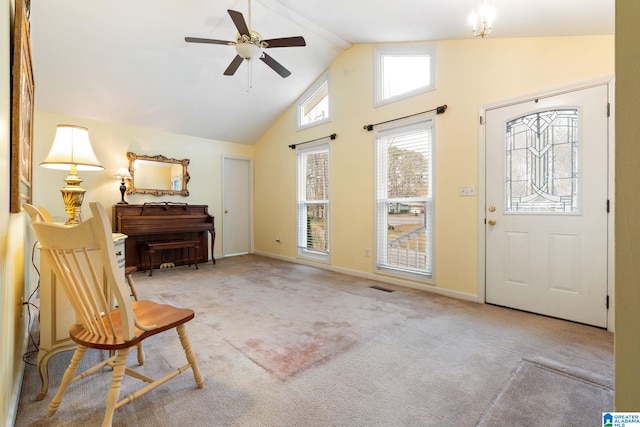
[141,240,200,276]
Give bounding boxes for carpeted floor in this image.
[477,359,613,427]
[14,254,613,426]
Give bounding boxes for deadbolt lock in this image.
[488,205,496,212]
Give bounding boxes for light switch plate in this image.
[459,185,476,197]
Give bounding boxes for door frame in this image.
[221,155,254,257]
[476,76,616,331]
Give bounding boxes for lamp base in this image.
[61,173,86,225]
[117,180,128,204]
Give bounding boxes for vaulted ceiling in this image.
[29,0,614,144]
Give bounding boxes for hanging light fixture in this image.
[469,3,495,38]
[235,0,264,92]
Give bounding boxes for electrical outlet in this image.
[365,248,371,257]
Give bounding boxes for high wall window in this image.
[297,143,330,261]
[297,72,330,130]
[375,118,434,278]
[374,44,436,107]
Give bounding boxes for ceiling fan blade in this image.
[263,36,306,48]
[228,9,250,37]
[224,55,245,76]
[185,37,234,45]
[260,52,291,78]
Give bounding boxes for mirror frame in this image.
[126,152,190,196]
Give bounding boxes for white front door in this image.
[222,156,253,256]
[485,84,609,327]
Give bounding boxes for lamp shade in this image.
[115,167,132,179]
[40,125,104,171]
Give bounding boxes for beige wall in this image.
[254,36,614,297]
[615,0,640,411]
[2,0,32,424]
[32,112,254,258]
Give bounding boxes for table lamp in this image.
[40,125,104,225]
[115,167,132,204]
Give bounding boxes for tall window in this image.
[375,118,434,278]
[297,72,330,130]
[297,143,330,261]
[374,44,436,107]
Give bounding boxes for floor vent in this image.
[369,285,395,293]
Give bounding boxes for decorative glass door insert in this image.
[505,109,579,213]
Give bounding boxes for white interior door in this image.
[222,156,252,256]
[485,84,609,327]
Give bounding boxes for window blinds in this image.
[375,119,433,276]
[297,144,330,255]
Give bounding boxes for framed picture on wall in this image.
[10,0,34,213]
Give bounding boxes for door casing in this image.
[222,155,254,257]
[477,76,616,331]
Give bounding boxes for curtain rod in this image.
[362,104,448,131]
[289,133,337,149]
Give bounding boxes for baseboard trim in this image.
[252,251,479,303]
[8,307,33,427]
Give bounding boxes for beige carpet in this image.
[477,359,613,426]
[15,254,613,426]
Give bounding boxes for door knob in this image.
[224,210,229,214]
[487,218,497,226]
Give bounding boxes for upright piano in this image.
[113,202,215,270]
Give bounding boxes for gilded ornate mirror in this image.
[126,152,190,196]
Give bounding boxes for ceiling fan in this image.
[185,1,306,78]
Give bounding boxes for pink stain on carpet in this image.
[207,277,407,380]
[243,332,361,379]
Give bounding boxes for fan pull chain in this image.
[247,60,253,92]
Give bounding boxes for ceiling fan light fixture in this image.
[235,42,262,60]
[185,4,304,78]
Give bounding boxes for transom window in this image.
[505,109,579,213]
[374,44,436,106]
[297,72,330,130]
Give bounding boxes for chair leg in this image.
[176,324,204,388]
[136,342,145,365]
[47,345,87,417]
[101,347,130,427]
[125,268,139,301]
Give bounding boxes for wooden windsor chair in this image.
[25,203,146,367]
[26,201,204,427]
